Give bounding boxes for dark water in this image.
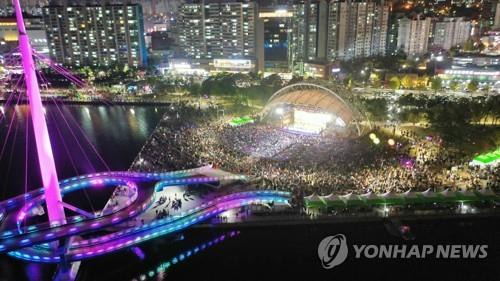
[0,104,167,199]
[80,216,500,281]
[0,104,167,281]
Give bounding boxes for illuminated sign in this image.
[213,59,253,69]
[0,22,16,26]
[259,10,293,18]
[444,69,499,76]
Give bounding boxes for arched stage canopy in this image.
[263,83,360,128]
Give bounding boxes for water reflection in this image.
[0,104,167,199]
[130,231,240,281]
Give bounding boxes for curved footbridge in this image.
[0,166,290,263]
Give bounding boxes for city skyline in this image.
[0,1,498,281]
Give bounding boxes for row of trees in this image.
[197,72,287,107]
[385,75,481,92]
[76,64,142,85]
[362,94,500,144]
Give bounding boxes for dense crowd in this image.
[131,104,499,207]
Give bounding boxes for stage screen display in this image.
[289,110,333,134]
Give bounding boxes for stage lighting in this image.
[388,139,395,146]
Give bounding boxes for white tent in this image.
[381,191,398,200]
[320,193,341,201]
[360,191,378,200]
[304,193,322,201]
[440,188,455,198]
[421,188,436,198]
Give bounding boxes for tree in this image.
[399,109,422,125]
[370,73,382,88]
[449,80,460,91]
[482,84,490,94]
[288,75,304,85]
[261,74,283,90]
[462,39,475,52]
[362,98,388,122]
[388,76,400,90]
[467,79,479,93]
[430,77,443,93]
[401,75,414,89]
[189,83,201,97]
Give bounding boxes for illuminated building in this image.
[432,17,472,51]
[326,0,390,61]
[42,3,147,67]
[386,12,405,56]
[289,0,328,72]
[177,2,205,59]
[256,6,292,72]
[0,0,48,16]
[0,17,48,55]
[397,15,431,56]
[178,0,257,68]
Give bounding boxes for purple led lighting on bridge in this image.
[13,0,66,224]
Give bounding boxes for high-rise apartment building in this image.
[386,12,404,56]
[178,0,256,60]
[177,2,205,59]
[0,0,48,16]
[290,0,328,68]
[326,0,389,61]
[43,3,147,67]
[0,17,49,55]
[432,17,471,51]
[132,0,181,17]
[256,6,292,72]
[397,15,432,57]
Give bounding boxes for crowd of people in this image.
[131,104,499,207]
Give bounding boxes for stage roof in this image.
[264,83,357,125]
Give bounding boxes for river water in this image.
[0,104,167,281]
[0,104,498,281]
[0,104,167,199]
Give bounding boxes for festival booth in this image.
[340,193,365,207]
[437,188,458,204]
[320,194,345,208]
[303,188,499,212]
[381,191,406,205]
[455,189,478,202]
[360,191,385,206]
[475,188,498,201]
[419,188,439,204]
[401,190,421,205]
[470,148,500,167]
[304,193,325,209]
